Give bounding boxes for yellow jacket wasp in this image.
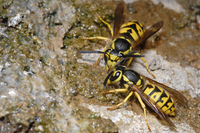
[102,65,188,131]
[78,3,163,78]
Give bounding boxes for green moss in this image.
[87,112,101,119]
[63,3,113,49]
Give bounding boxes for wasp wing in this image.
[132,21,164,49]
[143,76,188,107]
[112,3,124,40]
[130,84,176,128]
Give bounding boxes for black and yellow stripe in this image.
[119,20,145,44]
[143,84,175,116]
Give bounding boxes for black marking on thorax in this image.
[113,38,131,52]
[123,70,141,84]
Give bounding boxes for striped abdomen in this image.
[143,83,175,116]
[118,20,145,44]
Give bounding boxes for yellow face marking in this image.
[110,54,119,61]
[105,52,121,69]
[106,61,115,70]
[105,47,131,70]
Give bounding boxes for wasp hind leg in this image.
[101,88,128,95]
[134,92,151,131]
[79,12,114,42]
[79,36,111,41]
[102,89,133,111]
[96,13,113,36]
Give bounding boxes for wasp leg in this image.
[106,91,133,111]
[79,13,114,41]
[93,45,108,67]
[79,36,110,67]
[134,92,151,131]
[125,57,134,67]
[79,36,111,42]
[126,52,155,78]
[96,13,113,36]
[101,88,128,94]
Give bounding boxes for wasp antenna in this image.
[122,54,145,58]
[103,70,114,87]
[78,51,105,54]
